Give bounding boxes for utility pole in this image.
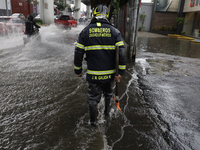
[131,0,141,61]
[5,0,8,16]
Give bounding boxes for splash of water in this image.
[0,31,23,50]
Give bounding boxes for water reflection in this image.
[138,37,200,58]
[136,34,200,150]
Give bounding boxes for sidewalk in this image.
[137,31,167,38]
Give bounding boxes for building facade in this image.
[183,0,200,37]
[0,0,12,16]
[11,0,33,17]
[139,2,154,31]
[151,0,182,34]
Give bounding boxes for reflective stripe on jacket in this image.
[74,19,126,83]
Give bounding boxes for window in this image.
[12,18,24,24]
[0,18,10,23]
[61,16,70,20]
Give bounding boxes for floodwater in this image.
[0,25,200,150]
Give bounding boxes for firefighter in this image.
[74,4,126,127]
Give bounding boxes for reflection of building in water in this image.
[183,1,200,37]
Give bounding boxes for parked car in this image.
[11,13,25,20]
[35,14,59,20]
[54,15,77,29]
[54,15,59,20]
[34,14,40,20]
[0,16,25,34]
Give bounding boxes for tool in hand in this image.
[113,46,122,112]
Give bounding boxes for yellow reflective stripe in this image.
[74,65,82,70]
[115,41,124,46]
[87,69,116,75]
[85,45,115,51]
[96,13,106,17]
[119,65,126,70]
[97,22,101,27]
[76,43,85,50]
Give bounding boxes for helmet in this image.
[27,14,33,21]
[93,4,109,18]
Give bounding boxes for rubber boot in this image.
[104,98,111,117]
[89,105,97,127]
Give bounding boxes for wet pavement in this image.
[0,25,200,150]
[137,31,167,38]
[136,31,200,150]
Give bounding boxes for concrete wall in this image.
[74,0,81,20]
[0,0,12,16]
[151,11,178,30]
[183,12,195,35]
[11,0,34,17]
[138,2,154,31]
[167,0,180,12]
[40,0,54,24]
[86,5,91,19]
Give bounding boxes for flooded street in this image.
[135,34,200,150]
[0,25,200,150]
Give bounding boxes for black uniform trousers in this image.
[87,81,113,125]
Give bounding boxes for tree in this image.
[25,0,39,15]
[117,0,129,9]
[54,0,66,11]
[90,0,129,9]
[176,17,186,25]
[54,0,80,12]
[139,12,146,30]
[68,6,80,13]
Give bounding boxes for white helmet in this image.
[93,4,109,18]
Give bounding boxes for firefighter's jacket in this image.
[74,19,126,83]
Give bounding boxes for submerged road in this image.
[0,25,200,150]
